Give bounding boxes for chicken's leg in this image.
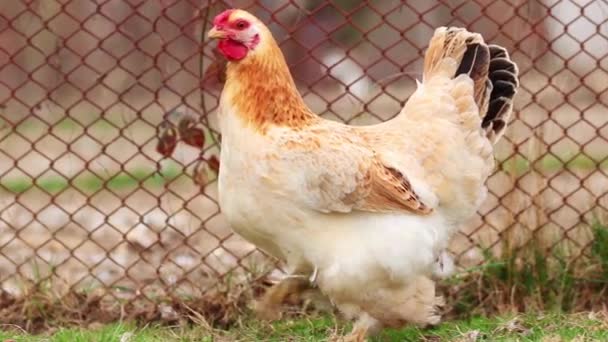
[253,269,313,321]
[342,312,382,342]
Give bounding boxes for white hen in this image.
[208,8,519,340]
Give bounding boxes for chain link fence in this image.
[0,0,607,304]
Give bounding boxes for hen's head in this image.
[208,9,267,62]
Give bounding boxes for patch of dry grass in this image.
[0,275,259,334]
[439,220,608,319]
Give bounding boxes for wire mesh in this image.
[0,0,606,303]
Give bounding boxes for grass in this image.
[0,322,212,342]
[0,164,183,194]
[500,153,607,176]
[1,312,608,341]
[441,221,608,317]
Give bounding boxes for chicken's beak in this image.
[208,27,226,39]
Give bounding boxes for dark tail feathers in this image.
[454,38,519,143]
[424,27,520,144]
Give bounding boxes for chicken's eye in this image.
[235,20,248,30]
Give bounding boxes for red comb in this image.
[213,9,235,27]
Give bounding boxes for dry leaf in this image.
[178,116,196,136]
[208,155,220,173]
[193,160,209,187]
[156,124,178,158]
[182,127,206,148]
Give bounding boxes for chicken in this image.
[207,8,519,340]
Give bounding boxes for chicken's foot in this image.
[253,272,311,321]
[341,312,382,342]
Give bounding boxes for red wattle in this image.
[218,39,248,61]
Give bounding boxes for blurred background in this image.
[0,0,606,305]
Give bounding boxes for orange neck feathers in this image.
[223,33,317,133]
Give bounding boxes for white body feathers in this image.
[212,14,519,330]
[218,72,491,300]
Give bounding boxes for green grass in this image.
[0,164,184,194]
[235,313,608,341]
[3,116,130,134]
[441,221,608,317]
[1,313,607,341]
[0,322,213,342]
[500,153,606,176]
